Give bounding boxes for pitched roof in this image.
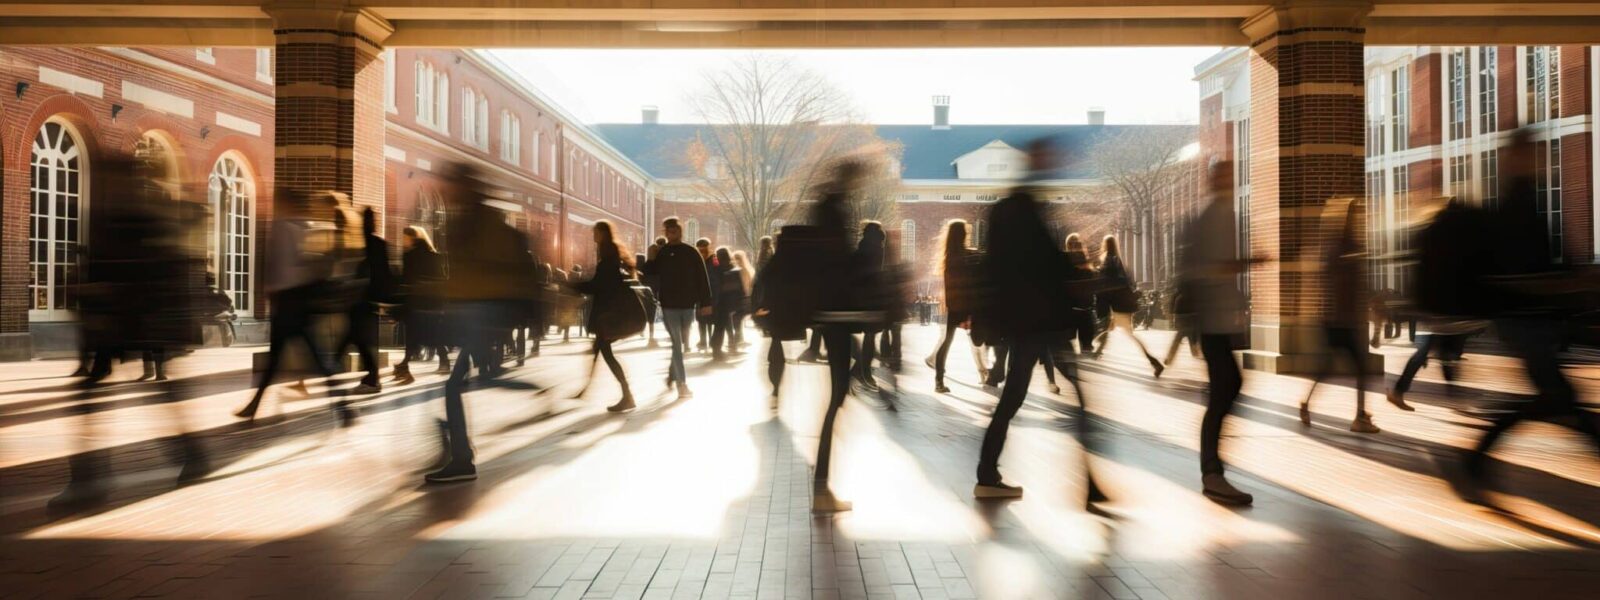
[590,123,1196,182]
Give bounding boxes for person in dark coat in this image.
[1091,235,1164,377]
[643,239,667,347]
[573,220,639,412]
[807,160,869,514]
[330,207,392,398]
[752,231,805,402]
[695,238,719,352]
[850,223,890,392]
[641,218,714,399]
[710,246,741,360]
[394,226,448,384]
[927,219,981,393]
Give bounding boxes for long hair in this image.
[731,250,754,294]
[593,220,634,273]
[1065,232,1083,253]
[934,219,970,277]
[403,225,437,252]
[1100,235,1120,263]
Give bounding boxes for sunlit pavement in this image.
[2,324,1598,599]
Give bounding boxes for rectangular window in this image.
[255,48,272,83]
[1366,74,1386,157]
[435,72,450,133]
[1448,154,1471,198]
[415,61,433,126]
[500,111,521,164]
[1526,46,1561,124]
[1480,149,1499,209]
[1234,118,1250,184]
[1536,140,1564,260]
[1390,65,1408,151]
[1365,170,1387,290]
[1392,165,1411,294]
[463,88,490,147]
[1448,49,1469,141]
[1478,46,1497,134]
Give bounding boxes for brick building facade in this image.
[0,47,648,359]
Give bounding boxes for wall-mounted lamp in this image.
[407,171,414,179]
[110,104,124,120]
[199,126,211,140]
[15,81,29,99]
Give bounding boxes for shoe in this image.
[1298,402,1311,425]
[234,401,260,420]
[647,340,660,348]
[796,350,819,363]
[1386,389,1415,412]
[1048,383,1061,395]
[1151,360,1165,379]
[1201,473,1253,506]
[425,462,478,483]
[334,400,358,428]
[394,372,415,386]
[607,395,637,413]
[812,489,853,513]
[1350,413,1380,434]
[677,383,694,399]
[977,367,990,382]
[288,381,310,397]
[351,383,381,395]
[934,382,951,394]
[974,481,1025,499]
[712,351,726,362]
[924,355,936,370]
[435,360,452,374]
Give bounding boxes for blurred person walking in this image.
[393,226,448,385]
[730,250,755,349]
[927,220,984,394]
[643,238,667,347]
[573,221,644,412]
[640,217,714,399]
[330,207,394,398]
[1299,199,1380,433]
[1091,235,1165,378]
[1184,160,1265,506]
[752,230,809,403]
[696,238,719,352]
[711,246,742,360]
[1391,197,1492,409]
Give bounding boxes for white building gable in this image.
[951,140,1026,180]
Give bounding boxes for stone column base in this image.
[1243,323,1382,375]
[0,333,33,362]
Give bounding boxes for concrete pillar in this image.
[1240,0,1372,373]
[267,5,392,214]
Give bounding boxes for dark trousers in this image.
[987,343,1010,384]
[710,309,733,354]
[814,328,854,488]
[767,337,786,391]
[248,286,336,409]
[1199,334,1242,476]
[934,322,960,382]
[335,304,381,386]
[977,336,1044,484]
[1394,333,1466,395]
[806,328,824,356]
[1307,326,1369,412]
[587,338,631,396]
[698,320,713,349]
[1470,319,1600,467]
[441,302,508,467]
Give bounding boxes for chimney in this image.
[1087,107,1106,126]
[932,95,950,130]
[642,105,659,125]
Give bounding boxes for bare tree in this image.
[1089,126,1196,230]
[682,55,899,250]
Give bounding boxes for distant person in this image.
[808,160,873,513]
[331,207,393,398]
[640,217,713,399]
[730,250,755,349]
[642,238,667,347]
[393,226,448,385]
[1091,235,1164,378]
[1300,199,1379,433]
[849,223,890,392]
[711,246,741,360]
[573,220,642,412]
[752,230,808,403]
[695,238,718,352]
[1162,278,1201,365]
[927,220,982,394]
[756,235,776,271]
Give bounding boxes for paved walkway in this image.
[1,324,1598,599]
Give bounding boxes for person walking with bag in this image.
[1091,235,1165,378]
[640,217,714,399]
[927,220,984,394]
[331,207,393,399]
[393,226,448,385]
[574,220,643,412]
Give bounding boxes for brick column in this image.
[1240,0,1371,373]
[267,5,391,214]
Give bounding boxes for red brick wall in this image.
[1410,53,1442,149]
[0,47,274,330]
[1498,46,1520,131]
[1407,158,1443,204]
[1561,132,1593,263]
[1561,46,1591,118]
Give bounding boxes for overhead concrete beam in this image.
[1368,16,1600,44]
[0,18,272,46]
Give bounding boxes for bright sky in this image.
[491,48,1222,127]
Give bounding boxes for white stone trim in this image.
[214,111,261,136]
[415,158,432,171]
[39,66,103,98]
[384,145,407,162]
[99,48,273,106]
[121,80,194,118]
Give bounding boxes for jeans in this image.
[1394,333,1466,395]
[442,301,512,467]
[1199,334,1242,476]
[977,335,1046,484]
[814,328,854,487]
[662,308,695,384]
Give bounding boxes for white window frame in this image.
[255,48,272,84]
[501,110,521,164]
[29,118,88,321]
[196,47,214,64]
[209,153,256,316]
[383,49,397,114]
[532,130,542,175]
[901,219,917,262]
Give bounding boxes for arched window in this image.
[685,218,700,242]
[901,219,917,262]
[29,119,86,319]
[414,187,447,252]
[209,154,254,314]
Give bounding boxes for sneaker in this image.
[677,383,694,399]
[394,372,416,386]
[607,396,637,413]
[1201,473,1253,506]
[1298,402,1311,425]
[1151,360,1165,379]
[1350,413,1381,434]
[796,350,820,363]
[425,462,478,483]
[812,489,854,514]
[288,381,311,397]
[1386,389,1415,412]
[934,382,951,394]
[351,383,381,395]
[974,481,1025,499]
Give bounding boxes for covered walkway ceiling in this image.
[2,1,1600,47]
